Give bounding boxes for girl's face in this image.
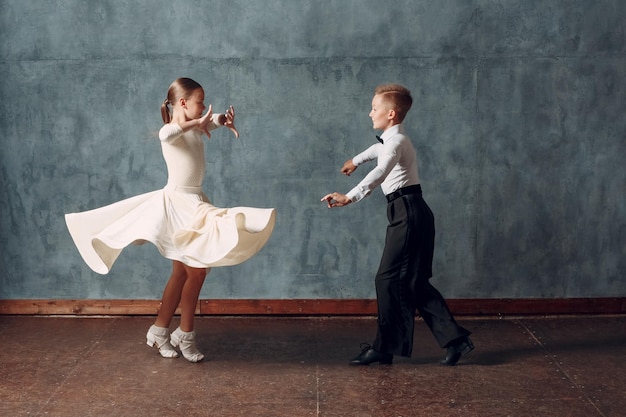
[369,94,394,131]
[183,88,206,120]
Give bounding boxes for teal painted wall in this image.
[1,1,624,299]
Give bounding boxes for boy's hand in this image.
[341,159,357,176]
[321,192,352,208]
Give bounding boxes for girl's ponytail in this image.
[161,98,171,124]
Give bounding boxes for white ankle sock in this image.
[170,327,205,363]
[146,325,179,358]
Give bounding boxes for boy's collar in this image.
[379,123,404,140]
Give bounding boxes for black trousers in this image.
[372,187,470,357]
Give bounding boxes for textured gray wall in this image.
[1,1,624,300]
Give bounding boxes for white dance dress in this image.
[65,118,276,275]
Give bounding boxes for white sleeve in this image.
[211,113,223,127]
[346,143,399,203]
[352,144,380,166]
[204,113,226,135]
[159,114,224,143]
[158,123,184,143]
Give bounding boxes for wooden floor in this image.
[1,315,625,417]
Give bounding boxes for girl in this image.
[65,78,276,362]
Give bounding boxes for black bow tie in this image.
[376,135,384,144]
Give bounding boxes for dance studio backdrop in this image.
[1,1,624,300]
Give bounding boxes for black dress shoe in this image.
[440,337,474,366]
[349,344,393,366]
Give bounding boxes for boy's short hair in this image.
[374,84,413,122]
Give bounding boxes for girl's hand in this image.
[223,105,239,138]
[197,104,214,138]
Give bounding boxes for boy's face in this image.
[369,94,395,131]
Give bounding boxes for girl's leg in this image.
[170,265,209,362]
[154,260,188,328]
[178,265,209,331]
[147,261,188,358]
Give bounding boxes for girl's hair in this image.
[160,78,203,123]
[374,84,413,122]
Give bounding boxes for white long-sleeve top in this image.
[346,123,420,203]
[158,114,223,188]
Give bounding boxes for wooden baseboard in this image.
[0,298,624,316]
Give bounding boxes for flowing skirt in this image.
[65,185,276,274]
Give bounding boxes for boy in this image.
[321,84,473,366]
